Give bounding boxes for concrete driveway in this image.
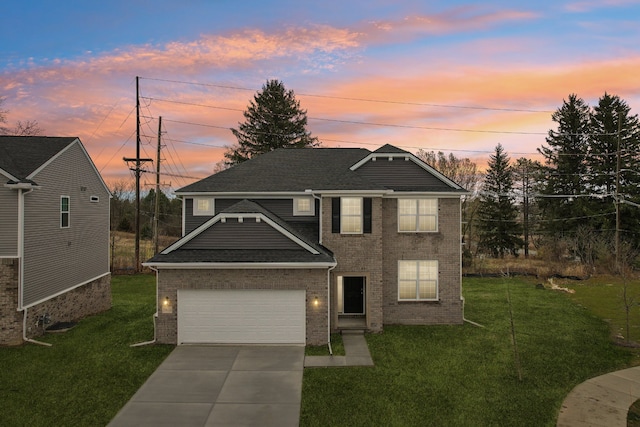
[108,345,304,427]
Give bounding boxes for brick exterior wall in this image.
[155,268,328,346]
[0,258,21,345]
[381,197,463,325]
[320,196,463,332]
[321,197,384,332]
[0,266,111,346]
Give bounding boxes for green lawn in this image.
[301,277,634,426]
[1,275,636,427]
[0,274,173,427]
[565,275,640,344]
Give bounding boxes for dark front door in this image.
[343,277,365,314]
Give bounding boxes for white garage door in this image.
[177,289,306,344]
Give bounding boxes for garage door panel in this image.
[178,289,305,344]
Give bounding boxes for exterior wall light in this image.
[314,296,319,307]
[162,296,173,314]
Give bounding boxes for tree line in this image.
[468,93,640,270]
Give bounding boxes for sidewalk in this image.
[304,333,374,367]
[557,366,640,426]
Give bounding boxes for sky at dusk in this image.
[2,1,639,192]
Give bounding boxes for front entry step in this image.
[341,329,365,335]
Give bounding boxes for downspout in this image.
[131,266,159,346]
[459,195,484,328]
[22,307,52,347]
[307,190,334,353]
[327,264,336,355]
[18,188,52,346]
[307,190,322,245]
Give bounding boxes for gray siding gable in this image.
[21,140,110,307]
[0,186,18,256]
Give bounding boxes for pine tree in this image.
[477,144,523,258]
[588,93,640,238]
[225,79,318,165]
[537,94,591,237]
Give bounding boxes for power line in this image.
[139,76,555,113]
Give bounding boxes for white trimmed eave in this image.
[4,182,41,190]
[162,212,322,255]
[142,261,338,269]
[175,191,315,198]
[384,191,469,198]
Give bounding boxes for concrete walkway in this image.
[304,333,374,367]
[557,366,640,426]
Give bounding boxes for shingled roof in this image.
[0,136,78,183]
[176,144,466,194]
[146,199,335,265]
[176,147,382,193]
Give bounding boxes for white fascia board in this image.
[385,191,469,198]
[142,261,337,270]
[316,190,391,197]
[0,168,18,181]
[175,191,312,198]
[4,182,41,190]
[162,212,320,255]
[350,152,464,191]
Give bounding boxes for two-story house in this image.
[0,136,111,345]
[144,144,466,346]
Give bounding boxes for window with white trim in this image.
[341,197,362,234]
[398,260,438,300]
[60,196,70,228]
[398,199,437,232]
[193,197,214,216]
[293,197,314,216]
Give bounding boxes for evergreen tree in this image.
[537,94,591,237]
[225,79,319,165]
[588,93,640,239]
[477,144,523,258]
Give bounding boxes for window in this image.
[293,197,314,216]
[60,196,70,228]
[398,199,437,232]
[398,260,438,300]
[341,197,362,234]
[193,197,214,216]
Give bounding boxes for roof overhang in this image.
[142,261,338,269]
[4,182,41,190]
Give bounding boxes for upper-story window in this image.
[332,197,372,234]
[193,197,214,216]
[293,197,314,216]
[398,199,437,232]
[60,196,70,228]
[341,197,363,234]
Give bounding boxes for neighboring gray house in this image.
[0,136,111,345]
[144,144,466,346]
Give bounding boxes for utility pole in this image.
[522,161,529,259]
[124,76,152,272]
[615,110,623,272]
[154,116,162,255]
